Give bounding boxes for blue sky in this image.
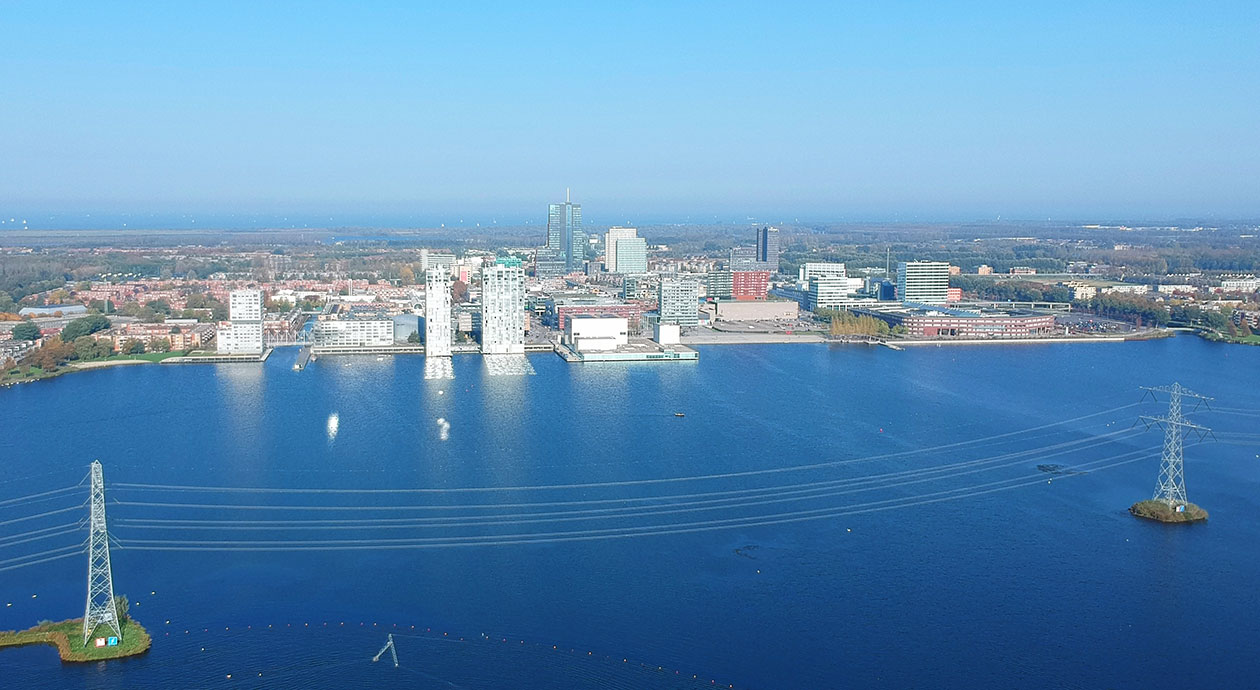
[2,1,1258,226]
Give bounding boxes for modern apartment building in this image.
[480,261,526,354]
[658,277,700,326]
[425,266,453,357]
[218,288,265,354]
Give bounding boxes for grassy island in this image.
[1130,499,1208,523]
[0,600,151,663]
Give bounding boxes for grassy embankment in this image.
[2,351,189,385]
[0,618,151,662]
[1130,499,1208,523]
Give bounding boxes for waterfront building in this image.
[311,316,393,347]
[732,270,769,300]
[425,267,453,357]
[798,262,847,283]
[547,192,585,272]
[613,237,648,275]
[216,322,264,354]
[897,261,950,305]
[218,288,265,354]
[977,265,994,275]
[1010,266,1037,275]
[480,261,526,354]
[658,277,700,326]
[564,316,628,352]
[756,226,780,270]
[654,322,680,345]
[603,227,638,273]
[228,289,264,321]
[855,304,1056,339]
[947,287,963,302]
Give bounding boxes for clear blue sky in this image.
[2,1,1258,226]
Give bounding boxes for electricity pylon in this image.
[83,460,122,645]
[1138,383,1213,507]
[373,633,398,667]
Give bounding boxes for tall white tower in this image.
[425,267,453,357]
[481,262,526,354]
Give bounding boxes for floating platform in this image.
[160,349,272,364]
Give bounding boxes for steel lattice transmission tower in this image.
[83,460,122,645]
[1139,383,1213,507]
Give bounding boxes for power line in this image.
[110,403,1140,495]
[112,450,1154,552]
[111,434,1138,532]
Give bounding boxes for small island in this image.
[0,596,150,662]
[1130,499,1208,523]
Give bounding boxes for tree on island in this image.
[11,321,41,340]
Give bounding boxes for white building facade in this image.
[310,319,393,347]
[798,262,847,283]
[603,227,638,273]
[218,289,265,354]
[425,267,453,357]
[658,277,700,326]
[480,263,526,354]
[565,316,628,352]
[897,261,950,305]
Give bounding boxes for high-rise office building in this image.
[729,245,759,270]
[897,261,950,305]
[613,237,647,274]
[603,227,638,272]
[756,226,780,270]
[546,191,585,273]
[480,260,526,354]
[658,277,700,326]
[425,266,453,357]
[798,262,847,283]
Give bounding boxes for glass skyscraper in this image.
[546,193,585,273]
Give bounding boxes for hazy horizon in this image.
[4,2,1258,223]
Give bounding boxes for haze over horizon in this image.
[3,2,1258,228]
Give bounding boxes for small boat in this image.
[674,412,685,418]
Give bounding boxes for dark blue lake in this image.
[2,336,1258,689]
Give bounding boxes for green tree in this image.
[151,337,172,352]
[122,338,146,355]
[60,314,111,341]
[406,331,421,343]
[1241,320,1254,338]
[11,321,41,340]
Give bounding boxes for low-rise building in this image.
[564,316,628,352]
[713,300,799,321]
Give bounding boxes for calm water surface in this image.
[1,336,1258,689]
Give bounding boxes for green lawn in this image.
[101,350,187,362]
[0,618,151,662]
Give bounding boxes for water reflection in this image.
[424,357,455,380]
[484,354,535,376]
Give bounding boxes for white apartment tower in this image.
[603,227,638,273]
[480,263,526,354]
[425,267,453,357]
[218,289,265,354]
[658,276,700,326]
[897,261,950,305]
